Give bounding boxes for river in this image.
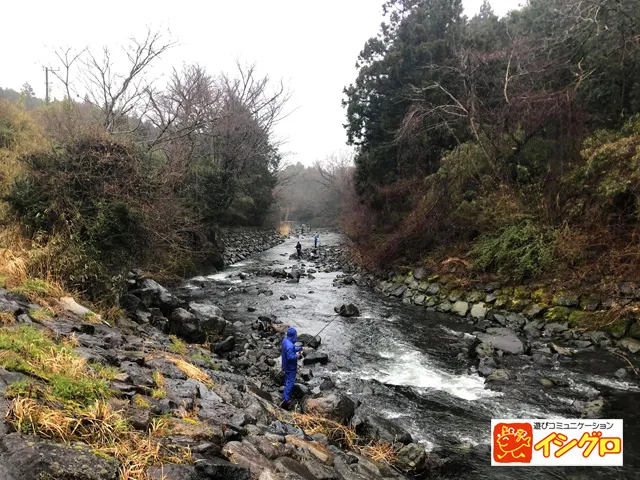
[183,232,640,479]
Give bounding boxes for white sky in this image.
[1,0,522,165]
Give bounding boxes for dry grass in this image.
[0,311,15,325]
[285,411,357,449]
[164,354,214,388]
[5,397,193,480]
[356,441,397,464]
[277,410,397,465]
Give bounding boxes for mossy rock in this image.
[513,287,530,299]
[553,293,580,308]
[448,290,462,302]
[427,275,440,282]
[531,288,551,304]
[494,296,511,308]
[509,298,530,313]
[544,306,571,323]
[567,310,601,328]
[466,290,485,303]
[606,317,632,339]
[500,287,514,296]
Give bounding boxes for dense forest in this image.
[342,0,640,283]
[0,30,287,303]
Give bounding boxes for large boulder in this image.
[451,301,469,317]
[335,304,360,317]
[0,432,119,480]
[357,414,412,445]
[297,334,321,349]
[222,441,276,480]
[285,435,334,465]
[169,308,204,343]
[133,278,180,314]
[476,328,524,355]
[304,394,355,423]
[169,306,227,344]
[189,303,227,335]
[396,443,427,471]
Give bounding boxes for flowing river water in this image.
[183,232,640,479]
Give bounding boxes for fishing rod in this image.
[300,313,341,348]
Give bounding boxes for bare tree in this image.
[50,47,86,101]
[81,27,176,133]
[314,150,355,198]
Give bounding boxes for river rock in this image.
[436,300,452,313]
[486,369,512,383]
[426,283,441,295]
[146,464,199,480]
[396,443,427,471]
[543,322,568,337]
[297,334,321,349]
[169,308,221,344]
[470,302,488,319]
[285,436,334,465]
[615,368,628,379]
[628,321,640,340]
[188,303,226,332]
[212,336,236,354]
[590,331,611,346]
[618,337,640,354]
[554,294,580,308]
[452,301,469,317]
[551,343,571,356]
[274,457,316,480]
[573,398,604,417]
[133,278,180,314]
[0,432,119,480]
[195,459,252,480]
[336,304,359,317]
[358,414,412,445]
[390,284,407,297]
[303,352,328,366]
[223,441,276,479]
[304,394,355,423]
[476,328,524,355]
[413,294,426,306]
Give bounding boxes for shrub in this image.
[469,221,555,279]
[5,135,153,300]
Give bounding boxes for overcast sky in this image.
[1,0,522,165]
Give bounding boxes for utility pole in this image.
[43,66,59,104]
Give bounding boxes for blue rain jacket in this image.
[281,327,302,372]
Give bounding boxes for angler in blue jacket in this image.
[281,327,304,410]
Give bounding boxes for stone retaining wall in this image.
[218,227,286,266]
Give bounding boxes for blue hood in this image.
[286,327,298,343]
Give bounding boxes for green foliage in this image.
[470,221,555,279]
[5,136,153,300]
[49,375,110,405]
[168,335,187,355]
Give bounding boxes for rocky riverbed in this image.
[169,231,640,479]
[1,230,638,479]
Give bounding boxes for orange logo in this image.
[493,423,533,463]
